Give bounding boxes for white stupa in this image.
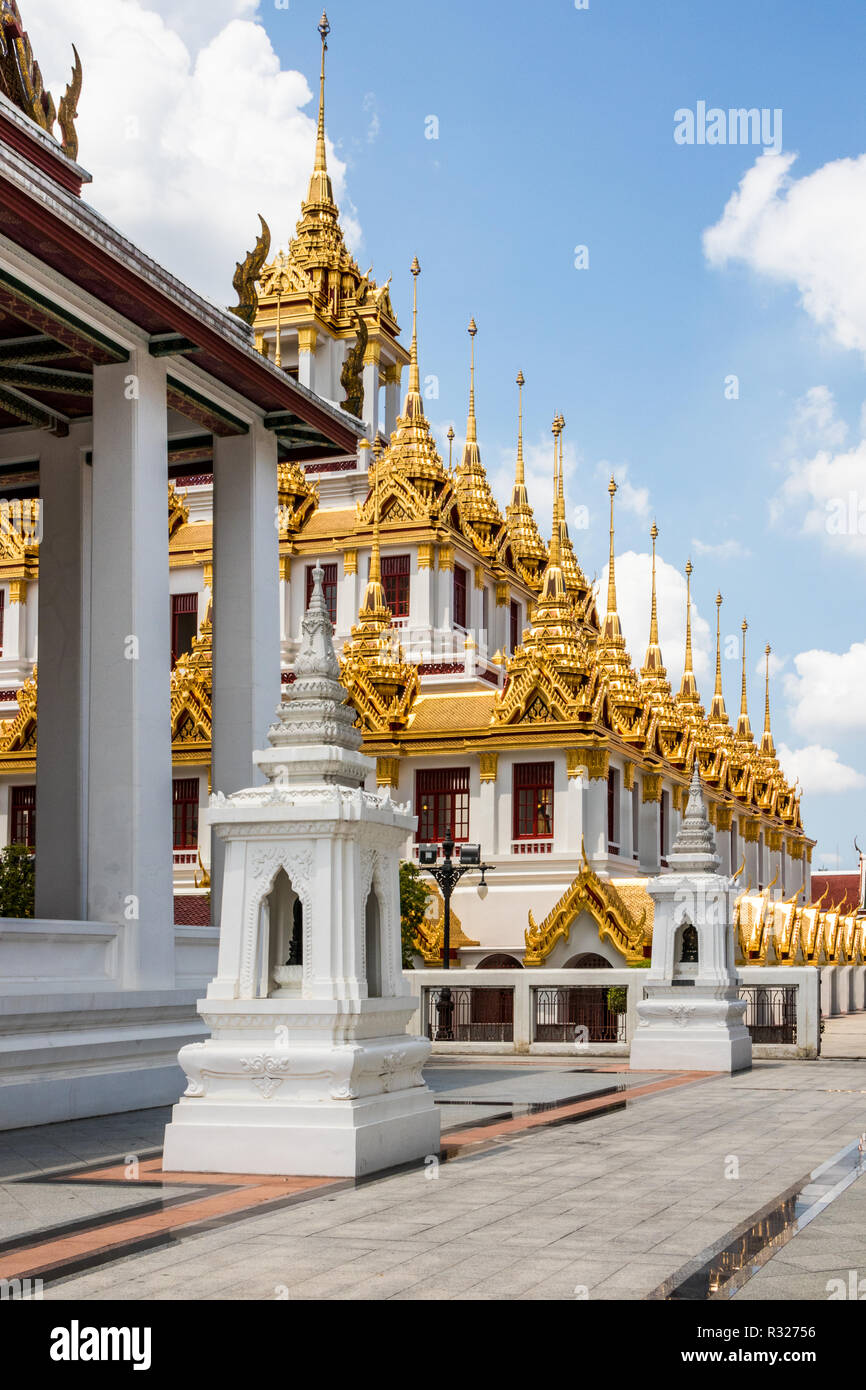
[163,564,440,1176]
[630,763,752,1074]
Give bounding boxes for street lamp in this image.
[417,839,495,1043]
[417,839,495,970]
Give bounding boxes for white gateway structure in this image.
[630,765,752,1074]
[163,565,440,1177]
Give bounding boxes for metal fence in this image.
[739,985,798,1044]
[425,987,514,1042]
[533,986,628,1044]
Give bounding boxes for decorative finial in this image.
[679,558,697,698]
[465,319,478,445]
[708,590,727,722]
[648,522,660,649]
[405,258,422,409]
[447,424,455,475]
[319,10,331,43]
[604,476,619,631]
[737,617,753,740]
[515,371,525,485]
[548,417,563,569]
[761,642,776,755]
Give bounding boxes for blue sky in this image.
[32,0,866,868]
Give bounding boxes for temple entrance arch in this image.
[477,953,523,969]
[564,952,613,969]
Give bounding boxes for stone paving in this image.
[1,1055,861,1301]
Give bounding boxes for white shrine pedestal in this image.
[630,765,752,1075]
[163,566,440,1177]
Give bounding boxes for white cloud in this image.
[783,641,866,735]
[777,743,866,795]
[771,388,866,555]
[691,537,748,561]
[597,550,712,688]
[26,0,359,304]
[754,651,786,679]
[703,150,866,357]
[594,461,650,521]
[363,92,381,144]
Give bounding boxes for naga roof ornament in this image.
[0,1,81,160]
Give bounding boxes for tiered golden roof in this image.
[452,321,505,557]
[495,421,598,725]
[502,371,548,589]
[171,604,212,759]
[340,443,419,731]
[277,459,318,538]
[356,261,453,528]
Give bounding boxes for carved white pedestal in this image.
[163,566,440,1176]
[630,766,752,1075]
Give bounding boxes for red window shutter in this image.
[172,777,199,850]
[513,762,554,839]
[381,554,410,618]
[306,563,338,625]
[454,565,467,629]
[415,768,470,843]
[10,784,36,848]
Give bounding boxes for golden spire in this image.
[708,591,728,723]
[548,416,563,572]
[465,318,478,445]
[642,521,664,672]
[761,643,776,756]
[603,476,621,640]
[307,12,334,207]
[447,424,455,475]
[453,318,504,555]
[515,370,525,486]
[736,618,753,741]
[679,559,700,702]
[557,414,566,525]
[403,256,423,420]
[504,371,548,588]
[358,439,388,620]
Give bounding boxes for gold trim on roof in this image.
[524,863,649,966]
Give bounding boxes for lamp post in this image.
[417,840,494,1040]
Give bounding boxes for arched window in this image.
[564,952,612,969]
[477,953,523,969]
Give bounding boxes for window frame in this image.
[305,562,338,626]
[172,776,200,851]
[415,767,470,845]
[381,553,410,619]
[170,592,198,669]
[513,761,555,841]
[453,564,468,630]
[9,784,35,848]
[607,767,620,855]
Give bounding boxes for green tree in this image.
[399,860,428,969]
[0,844,35,918]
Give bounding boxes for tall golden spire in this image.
[736,618,753,741]
[679,559,700,702]
[454,318,504,555]
[515,370,525,487]
[761,643,776,756]
[465,319,478,445]
[504,371,548,588]
[549,416,563,572]
[403,256,423,420]
[642,521,664,672]
[603,477,621,641]
[307,12,334,207]
[708,591,728,723]
[359,440,387,618]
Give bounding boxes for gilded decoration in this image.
[0,666,37,759]
[437,544,454,571]
[524,864,649,966]
[375,756,399,789]
[452,321,505,559]
[495,581,509,606]
[277,461,318,539]
[642,773,662,803]
[478,751,499,783]
[168,482,189,540]
[417,543,433,570]
[171,607,212,753]
[230,215,270,327]
[342,548,357,576]
[8,577,27,604]
[502,372,547,590]
[414,884,480,966]
[0,1,81,159]
[734,888,866,968]
[623,762,635,792]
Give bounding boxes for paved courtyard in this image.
[1,1054,865,1301]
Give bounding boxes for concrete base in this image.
[0,988,208,1130]
[163,1089,440,1178]
[630,987,752,1074]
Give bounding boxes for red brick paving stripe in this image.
[0,1173,339,1282]
[441,1070,717,1150]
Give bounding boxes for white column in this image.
[639,797,660,872]
[212,422,280,899]
[384,366,401,437]
[35,424,91,921]
[88,353,174,987]
[585,775,607,862]
[566,770,585,854]
[363,353,380,438]
[621,782,634,860]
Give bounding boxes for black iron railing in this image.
[739,985,798,1044]
[425,987,514,1042]
[533,986,627,1044]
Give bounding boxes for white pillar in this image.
[384,366,401,437]
[585,775,607,862]
[639,797,660,873]
[363,354,380,438]
[35,424,91,921]
[212,422,280,899]
[88,353,174,988]
[567,771,585,855]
